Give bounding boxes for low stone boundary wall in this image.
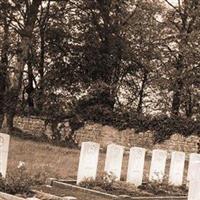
[75,122,200,153]
[14,116,48,136]
[13,116,200,153]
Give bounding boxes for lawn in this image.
[7,136,189,183]
[8,136,79,179]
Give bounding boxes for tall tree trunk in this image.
[37,28,45,112]
[2,0,42,131]
[171,78,183,116]
[137,71,148,114]
[171,55,184,116]
[98,0,122,110]
[26,54,35,113]
[185,89,193,118]
[37,0,51,111]
[0,16,9,127]
[2,37,30,130]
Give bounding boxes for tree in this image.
[0,1,10,123]
[163,0,200,117]
[117,0,164,114]
[75,0,130,112]
[1,0,42,130]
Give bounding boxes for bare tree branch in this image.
[164,0,180,13]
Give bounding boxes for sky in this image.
[165,0,179,6]
[169,0,178,3]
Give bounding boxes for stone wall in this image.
[13,116,52,137]
[13,116,70,141]
[13,116,200,153]
[14,116,46,134]
[75,122,200,153]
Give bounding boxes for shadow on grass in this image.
[0,127,78,149]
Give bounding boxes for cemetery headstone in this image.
[169,151,185,186]
[188,162,200,200]
[77,142,100,184]
[0,133,10,177]
[149,149,167,182]
[104,143,124,180]
[127,147,146,186]
[187,153,200,182]
[188,180,200,200]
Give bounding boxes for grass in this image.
[6,136,189,199]
[7,136,189,183]
[8,137,79,179]
[33,185,113,200]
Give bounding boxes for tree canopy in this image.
[0,0,200,134]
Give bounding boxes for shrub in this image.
[0,163,48,195]
[79,172,117,192]
[79,173,187,197]
[139,182,188,196]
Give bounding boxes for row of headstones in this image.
[0,133,199,200]
[77,142,200,200]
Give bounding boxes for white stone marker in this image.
[169,151,185,186]
[149,149,167,182]
[188,180,200,200]
[188,162,200,200]
[104,144,124,180]
[127,147,146,186]
[77,142,100,184]
[0,133,10,177]
[187,153,200,182]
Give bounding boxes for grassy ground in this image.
[32,185,187,200]
[7,136,189,183]
[8,136,79,179]
[33,185,113,200]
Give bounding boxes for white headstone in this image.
[187,153,200,182]
[127,147,146,186]
[0,133,10,177]
[188,180,200,200]
[77,142,100,184]
[149,149,167,182]
[169,151,185,186]
[188,162,200,200]
[104,144,124,180]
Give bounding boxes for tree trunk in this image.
[185,89,193,118]
[0,15,9,127]
[137,71,148,114]
[37,1,51,112]
[2,37,30,130]
[171,54,184,116]
[27,56,35,113]
[36,28,45,112]
[171,78,183,116]
[2,0,41,130]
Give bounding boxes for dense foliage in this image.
[0,0,199,138]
